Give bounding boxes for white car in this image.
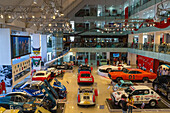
[97,64,131,78]
[111,86,160,107]
[47,67,62,76]
[32,71,51,81]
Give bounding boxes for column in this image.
[128,34,134,48]
[41,35,47,62]
[107,52,110,60]
[88,52,90,65]
[138,33,143,50]
[153,32,161,52]
[127,53,137,67]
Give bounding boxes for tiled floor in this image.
[58,67,170,113]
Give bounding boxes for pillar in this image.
[138,33,143,49]
[107,52,110,60]
[128,34,134,43]
[127,52,137,67]
[88,52,90,65]
[153,32,161,52]
[41,35,47,62]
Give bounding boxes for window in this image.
[24,84,30,89]
[136,71,142,74]
[132,90,144,95]
[81,74,90,77]
[15,96,23,102]
[83,96,90,99]
[99,69,108,73]
[36,73,45,76]
[31,85,39,90]
[129,71,136,74]
[144,90,149,95]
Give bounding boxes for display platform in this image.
[106,98,170,112]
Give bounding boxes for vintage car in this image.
[13,80,66,99]
[47,67,62,78]
[108,68,157,82]
[32,71,51,81]
[77,87,98,106]
[77,71,94,85]
[152,75,170,100]
[98,64,131,78]
[100,59,107,65]
[53,79,67,99]
[113,80,133,91]
[111,86,160,107]
[0,92,52,112]
[78,65,92,73]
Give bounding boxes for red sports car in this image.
[77,71,94,85]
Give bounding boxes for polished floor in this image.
[55,66,170,113]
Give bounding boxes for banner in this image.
[32,58,41,67]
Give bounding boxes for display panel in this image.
[11,35,31,59]
[113,53,119,57]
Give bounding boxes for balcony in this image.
[70,42,170,62]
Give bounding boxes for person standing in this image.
[1,80,6,94]
[120,94,137,113]
[0,83,2,94]
[162,68,166,75]
[128,94,134,113]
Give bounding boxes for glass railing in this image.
[70,42,127,48]
[70,42,170,54]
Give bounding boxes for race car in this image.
[152,75,170,100]
[53,79,67,99]
[32,71,51,81]
[108,68,157,82]
[0,92,52,112]
[78,65,92,73]
[77,71,94,85]
[113,80,133,91]
[13,80,66,99]
[111,86,160,107]
[98,64,131,78]
[47,67,62,78]
[77,87,98,106]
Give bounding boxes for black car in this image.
[152,75,170,100]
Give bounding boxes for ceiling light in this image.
[8,15,11,19]
[33,0,37,4]
[0,14,3,18]
[60,13,64,16]
[33,23,36,26]
[19,16,22,18]
[32,15,35,18]
[49,24,52,27]
[52,16,55,19]
[55,24,57,26]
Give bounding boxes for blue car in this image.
[113,80,133,91]
[53,79,67,99]
[0,92,43,112]
[12,81,44,98]
[13,80,67,99]
[78,65,91,73]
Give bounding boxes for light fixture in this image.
[55,24,57,26]
[33,0,37,4]
[60,13,64,17]
[32,15,35,18]
[33,23,36,26]
[0,14,3,18]
[52,15,55,19]
[8,15,11,19]
[19,16,22,18]
[49,23,52,27]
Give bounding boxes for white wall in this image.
[0,28,11,65]
[32,34,40,48]
[127,52,137,66]
[41,35,47,62]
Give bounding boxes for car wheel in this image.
[167,92,170,101]
[142,77,149,83]
[116,77,122,82]
[149,100,156,107]
[153,84,158,92]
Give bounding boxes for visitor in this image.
[1,80,6,94]
[0,82,2,94]
[159,68,162,76]
[165,69,169,75]
[120,94,137,113]
[162,68,166,75]
[128,94,134,113]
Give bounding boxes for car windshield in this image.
[80,90,93,93]
[14,81,27,89]
[101,60,106,62]
[81,74,90,77]
[36,73,45,76]
[122,83,132,87]
[124,88,133,94]
[123,68,129,73]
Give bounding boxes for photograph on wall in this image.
[11,35,31,58]
[0,65,12,87]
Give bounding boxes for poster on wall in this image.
[137,55,154,72]
[0,65,12,87]
[11,35,31,59]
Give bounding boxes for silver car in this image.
[77,87,97,106]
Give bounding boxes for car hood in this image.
[112,90,127,98]
[0,95,11,102]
